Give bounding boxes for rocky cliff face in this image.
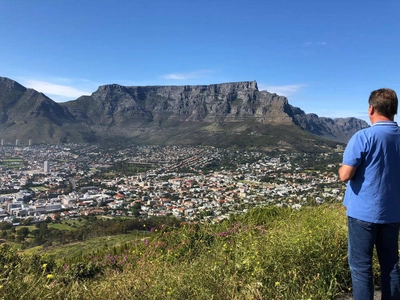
[0,76,369,148]
[64,81,303,127]
[62,80,368,143]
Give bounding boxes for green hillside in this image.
[0,204,376,299]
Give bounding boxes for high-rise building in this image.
[29,140,32,146]
[1,139,4,146]
[15,139,20,146]
[44,161,50,173]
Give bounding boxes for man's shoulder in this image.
[357,123,396,135]
[349,127,369,141]
[348,122,399,144]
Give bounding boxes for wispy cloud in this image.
[258,84,305,97]
[303,41,327,46]
[20,79,92,101]
[161,70,215,80]
[314,109,370,123]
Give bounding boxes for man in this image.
[339,88,400,300]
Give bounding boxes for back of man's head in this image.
[369,88,398,118]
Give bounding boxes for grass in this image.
[15,228,150,261]
[31,186,48,192]
[0,204,361,299]
[2,158,24,162]
[49,222,77,231]
[39,230,150,261]
[0,158,25,168]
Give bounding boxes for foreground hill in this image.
[1,205,357,299]
[0,77,368,149]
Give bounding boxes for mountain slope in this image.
[61,81,367,145]
[0,77,93,144]
[0,77,368,148]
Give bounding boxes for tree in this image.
[16,227,30,237]
[54,213,61,222]
[22,218,34,226]
[0,222,12,230]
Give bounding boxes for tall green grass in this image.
[1,204,355,299]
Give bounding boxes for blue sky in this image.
[1,0,400,124]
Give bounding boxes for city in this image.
[0,143,346,225]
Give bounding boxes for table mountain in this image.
[0,76,368,150]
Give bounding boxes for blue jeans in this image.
[348,216,400,300]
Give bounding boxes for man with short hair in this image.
[339,88,400,300]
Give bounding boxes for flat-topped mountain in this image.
[0,77,368,150]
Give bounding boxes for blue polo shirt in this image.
[342,121,400,223]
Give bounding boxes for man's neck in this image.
[371,115,394,125]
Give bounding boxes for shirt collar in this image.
[372,121,398,126]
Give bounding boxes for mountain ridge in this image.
[0,76,368,150]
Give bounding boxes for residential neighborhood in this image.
[0,143,346,225]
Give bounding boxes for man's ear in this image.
[368,105,375,117]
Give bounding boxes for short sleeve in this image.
[342,131,367,168]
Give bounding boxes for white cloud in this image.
[303,41,327,46]
[314,109,370,123]
[161,70,215,80]
[21,79,92,100]
[162,73,188,80]
[258,84,305,97]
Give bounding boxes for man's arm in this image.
[338,164,357,182]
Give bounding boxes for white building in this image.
[44,161,50,173]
